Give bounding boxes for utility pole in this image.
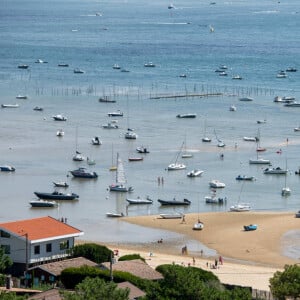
[110,252,113,282]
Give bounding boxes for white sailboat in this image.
[249,129,270,165]
[230,181,251,212]
[202,119,211,142]
[72,127,85,161]
[281,159,291,196]
[167,142,186,170]
[181,135,193,158]
[214,129,225,147]
[109,143,117,171]
[109,153,133,192]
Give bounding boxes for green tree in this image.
[146,264,252,300]
[62,277,130,300]
[0,291,25,300]
[0,247,13,273]
[270,264,300,300]
[70,243,113,264]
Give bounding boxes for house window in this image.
[59,240,69,250]
[0,230,10,238]
[1,245,10,254]
[34,245,40,255]
[46,243,52,253]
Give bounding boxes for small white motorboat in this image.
[126,196,153,205]
[230,203,251,212]
[91,136,102,145]
[232,75,243,80]
[159,213,183,219]
[106,212,124,218]
[53,114,67,121]
[56,129,64,137]
[73,68,85,74]
[187,169,204,177]
[53,181,69,188]
[102,122,119,129]
[209,180,225,188]
[124,131,138,139]
[73,151,85,162]
[193,220,204,230]
[107,110,123,117]
[16,95,28,99]
[144,62,156,67]
[229,105,237,111]
[1,104,19,108]
[167,163,186,171]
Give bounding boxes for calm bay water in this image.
[0,0,299,247]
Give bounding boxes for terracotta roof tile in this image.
[30,257,98,276]
[117,281,146,299]
[102,259,163,280]
[0,216,83,241]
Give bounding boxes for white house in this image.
[0,216,83,276]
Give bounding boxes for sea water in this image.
[0,0,299,247]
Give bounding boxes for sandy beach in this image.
[98,211,300,291]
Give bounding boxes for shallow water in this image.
[0,0,299,251]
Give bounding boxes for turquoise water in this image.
[0,0,299,244]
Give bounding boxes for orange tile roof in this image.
[0,216,83,241]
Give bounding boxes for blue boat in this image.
[244,224,257,231]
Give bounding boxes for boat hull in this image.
[30,200,58,207]
[34,192,79,200]
[70,168,98,178]
[158,198,191,206]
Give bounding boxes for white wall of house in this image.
[0,234,76,264]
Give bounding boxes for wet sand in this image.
[119,211,300,268]
[80,211,300,291]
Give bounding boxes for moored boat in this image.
[107,110,123,117]
[136,146,150,153]
[235,175,255,181]
[244,224,257,231]
[128,157,143,162]
[53,181,69,188]
[0,165,15,172]
[126,196,153,205]
[158,198,191,206]
[249,158,271,165]
[176,113,197,118]
[187,169,204,177]
[230,203,251,212]
[53,114,67,121]
[106,212,124,218]
[239,97,253,102]
[209,180,225,188]
[109,153,133,192]
[1,104,19,108]
[16,95,28,99]
[102,122,119,129]
[70,167,98,179]
[29,199,58,208]
[160,213,183,219]
[34,191,79,200]
[91,136,102,145]
[99,96,116,103]
[263,167,287,175]
[193,220,204,230]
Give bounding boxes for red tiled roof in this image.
[0,216,83,241]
